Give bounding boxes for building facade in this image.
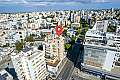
[11,46,47,80]
[83,20,120,72]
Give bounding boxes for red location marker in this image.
[55,25,63,36]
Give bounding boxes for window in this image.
[20,36,22,38]
[112,65,114,67]
[115,62,120,66]
[20,64,22,67]
[32,60,34,63]
[19,32,22,34]
[41,64,44,66]
[85,54,88,56]
[3,32,5,34]
[21,39,23,41]
[118,58,120,61]
[91,54,99,58]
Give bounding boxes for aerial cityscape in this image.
[0,0,120,80]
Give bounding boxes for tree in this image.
[107,25,117,32]
[64,44,71,51]
[70,36,76,45]
[62,29,67,37]
[25,35,34,42]
[15,41,24,52]
[76,28,81,36]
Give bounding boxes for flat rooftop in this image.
[46,57,60,67]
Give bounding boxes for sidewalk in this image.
[70,67,101,80]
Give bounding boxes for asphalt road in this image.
[57,38,84,80]
[56,58,74,80]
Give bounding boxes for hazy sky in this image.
[0,0,120,13]
[0,0,120,3]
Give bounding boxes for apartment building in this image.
[11,45,47,80]
[45,29,65,60]
[44,29,65,78]
[0,29,27,46]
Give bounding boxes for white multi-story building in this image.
[45,28,65,61]
[0,48,13,69]
[0,29,27,46]
[11,45,47,80]
[84,20,120,72]
[44,29,66,78]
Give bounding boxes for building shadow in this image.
[66,38,84,70]
[5,67,19,80]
